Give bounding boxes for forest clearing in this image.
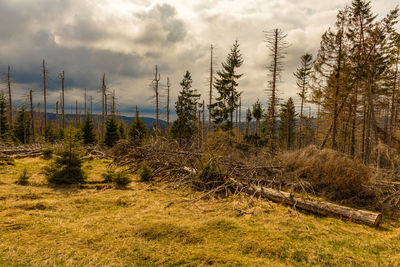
[1,0,400,266]
[0,156,400,266]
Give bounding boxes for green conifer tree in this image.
[45,122,57,143]
[118,120,127,140]
[0,93,9,139]
[104,115,120,147]
[45,127,86,184]
[210,40,243,130]
[13,104,32,144]
[252,99,263,136]
[81,115,97,145]
[170,71,200,142]
[279,98,297,150]
[129,118,147,141]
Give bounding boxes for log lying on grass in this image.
[233,180,382,227]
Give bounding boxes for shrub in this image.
[41,147,53,160]
[194,156,226,190]
[102,168,132,188]
[138,162,153,182]
[112,172,131,188]
[44,127,87,185]
[17,168,30,185]
[276,146,371,200]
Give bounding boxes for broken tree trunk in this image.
[233,180,382,227]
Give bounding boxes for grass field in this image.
[1,157,400,266]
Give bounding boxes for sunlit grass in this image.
[0,158,399,266]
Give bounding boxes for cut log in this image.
[233,180,382,227]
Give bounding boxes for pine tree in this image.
[13,104,32,144]
[279,98,297,150]
[81,115,97,145]
[170,71,200,142]
[252,99,263,137]
[210,40,243,130]
[0,93,9,139]
[118,120,127,140]
[294,53,313,148]
[104,115,120,147]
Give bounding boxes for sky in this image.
[0,0,399,119]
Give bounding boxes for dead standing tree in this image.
[29,90,34,142]
[58,71,65,130]
[153,65,161,131]
[166,77,171,128]
[7,66,12,126]
[209,44,214,131]
[42,60,48,136]
[101,73,107,137]
[264,29,289,151]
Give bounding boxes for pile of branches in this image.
[112,136,400,214]
[113,136,283,190]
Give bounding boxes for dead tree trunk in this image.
[29,90,35,142]
[59,71,65,130]
[167,77,170,128]
[153,65,161,131]
[42,60,47,135]
[209,44,214,131]
[7,66,12,126]
[233,180,382,227]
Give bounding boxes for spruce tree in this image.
[81,115,97,145]
[279,98,297,150]
[252,99,263,137]
[13,104,32,144]
[104,115,120,147]
[294,53,313,149]
[45,127,86,184]
[118,120,127,140]
[210,40,243,130]
[245,108,252,136]
[0,93,9,139]
[129,118,147,141]
[45,122,57,143]
[170,71,200,142]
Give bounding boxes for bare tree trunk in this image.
[167,77,170,128]
[56,101,59,128]
[154,65,161,131]
[102,73,106,137]
[389,49,399,145]
[42,60,47,136]
[84,88,87,116]
[209,44,214,131]
[76,100,78,127]
[29,90,34,142]
[59,71,65,130]
[7,66,12,126]
[238,98,241,140]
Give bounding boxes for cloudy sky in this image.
[0,0,398,119]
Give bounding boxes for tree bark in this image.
[233,180,382,227]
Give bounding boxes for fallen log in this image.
[233,180,382,227]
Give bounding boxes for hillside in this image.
[1,157,400,266]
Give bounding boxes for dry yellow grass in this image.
[0,157,400,266]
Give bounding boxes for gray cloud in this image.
[0,0,398,118]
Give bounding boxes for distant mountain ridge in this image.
[45,113,167,129]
